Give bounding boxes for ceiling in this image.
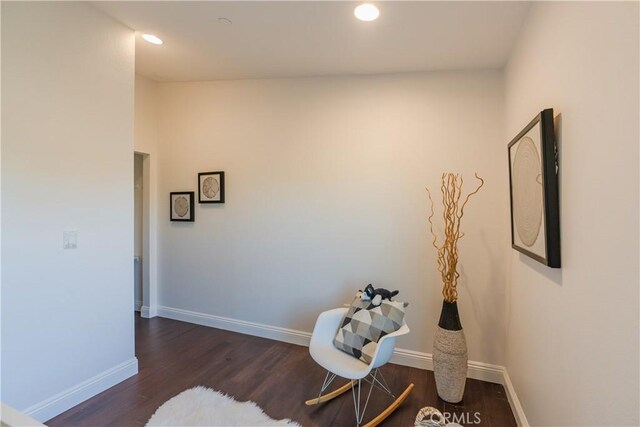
[94,1,531,82]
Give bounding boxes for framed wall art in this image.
[198,171,225,204]
[508,108,561,268]
[170,192,195,222]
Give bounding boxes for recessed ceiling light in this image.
[354,3,379,22]
[142,34,163,45]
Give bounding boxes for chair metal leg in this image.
[376,369,394,398]
[351,369,379,426]
[305,371,355,406]
[362,369,395,399]
[318,371,336,401]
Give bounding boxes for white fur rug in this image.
[145,386,301,426]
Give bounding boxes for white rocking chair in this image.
[305,307,414,427]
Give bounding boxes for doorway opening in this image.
[134,153,144,312]
[134,150,157,318]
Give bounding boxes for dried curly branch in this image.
[426,173,484,302]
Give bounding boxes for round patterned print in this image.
[512,136,543,247]
[202,177,219,199]
[174,196,189,218]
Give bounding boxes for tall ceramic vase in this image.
[433,300,467,403]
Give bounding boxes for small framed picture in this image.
[198,171,225,203]
[170,192,195,222]
[508,108,560,268]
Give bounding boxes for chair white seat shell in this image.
[309,307,410,379]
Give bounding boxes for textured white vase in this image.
[433,326,468,403]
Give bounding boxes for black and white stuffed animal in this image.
[360,284,399,306]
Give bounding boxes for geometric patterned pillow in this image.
[333,291,407,364]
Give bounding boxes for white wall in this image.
[134,74,160,317]
[155,71,510,366]
[135,75,160,156]
[1,2,137,421]
[504,2,639,426]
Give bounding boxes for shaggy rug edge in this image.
[145,386,301,427]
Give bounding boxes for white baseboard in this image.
[389,348,504,384]
[141,305,157,318]
[157,306,311,347]
[467,360,507,385]
[502,369,529,427]
[23,358,138,423]
[395,353,505,384]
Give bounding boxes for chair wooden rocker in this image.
[305,307,414,427]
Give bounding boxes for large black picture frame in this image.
[507,108,560,268]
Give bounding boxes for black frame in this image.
[507,108,560,268]
[198,171,225,204]
[170,191,195,222]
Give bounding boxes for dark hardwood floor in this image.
[47,315,515,426]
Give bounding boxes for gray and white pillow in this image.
[333,291,407,364]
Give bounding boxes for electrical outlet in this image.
[63,230,78,249]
